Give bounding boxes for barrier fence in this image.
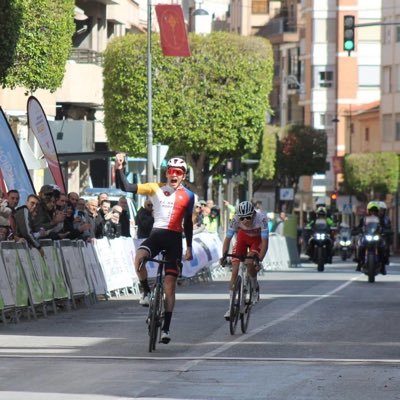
[0,231,300,324]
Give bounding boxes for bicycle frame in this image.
[141,251,181,352]
[223,253,256,335]
[141,252,168,352]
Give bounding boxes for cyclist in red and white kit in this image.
[220,201,269,320]
[115,153,194,344]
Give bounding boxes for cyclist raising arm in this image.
[220,201,269,320]
[115,153,194,344]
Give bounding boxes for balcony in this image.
[260,17,299,44]
[48,120,95,153]
[69,49,103,66]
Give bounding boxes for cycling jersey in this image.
[137,182,194,233]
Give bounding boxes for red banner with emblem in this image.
[155,4,191,57]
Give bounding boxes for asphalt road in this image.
[0,256,400,400]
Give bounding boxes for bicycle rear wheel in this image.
[148,285,163,352]
[240,277,252,333]
[229,276,241,335]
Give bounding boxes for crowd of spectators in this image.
[0,185,133,256]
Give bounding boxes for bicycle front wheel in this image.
[240,277,252,333]
[148,285,163,352]
[229,276,241,335]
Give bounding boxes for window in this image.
[364,127,369,142]
[396,26,400,42]
[319,71,333,87]
[396,114,400,141]
[382,114,393,142]
[252,0,268,14]
[358,66,380,87]
[383,66,391,93]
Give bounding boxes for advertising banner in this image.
[27,96,66,193]
[155,5,191,57]
[0,107,35,201]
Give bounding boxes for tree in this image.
[275,124,327,210]
[0,0,75,92]
[343,152,399,200]
[103,32,274,196]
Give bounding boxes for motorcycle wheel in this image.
[317,247,324,272]
[341,250,348,261]
[366,253,375,283]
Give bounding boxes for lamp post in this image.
[146,0,154,182]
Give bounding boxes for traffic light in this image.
[343,15,355,55]
[330,192,338,211]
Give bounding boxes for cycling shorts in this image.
[139,228,182,277]
[232,229,261,261]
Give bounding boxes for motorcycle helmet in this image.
[237,201,254,217]
[316,206,327,216]
[378,201,387,210]
[367,201,379,213]
[167,157,187,172]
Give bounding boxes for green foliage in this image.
[254,125,277,181]
[103,32,273,193]
[0,0,75,92]
[344,152,399,197]
[276,124,327,187]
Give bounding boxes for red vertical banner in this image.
[155,4,191,57]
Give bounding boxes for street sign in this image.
[152,144,169,169]
[342,203,352,215]
[280,188,294,201]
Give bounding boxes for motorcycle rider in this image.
[306,206,335,262]
[354,201,386,274]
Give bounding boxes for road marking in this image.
[178,275,362,372]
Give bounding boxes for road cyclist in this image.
[220,200,269,320]
[115,153,194,344]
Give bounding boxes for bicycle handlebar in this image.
[221,253,259,263]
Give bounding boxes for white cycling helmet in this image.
[167,157,187,172]
[378,201,387,210]
[237,201,254,217]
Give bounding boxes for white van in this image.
[80,187,138,238]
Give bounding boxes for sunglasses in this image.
[167,167,184,177]
[239,215,252,221]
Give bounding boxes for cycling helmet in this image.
[167,157,187,172]
[237,201,254,217]
[378,201,387,210]
[367,201,379,212]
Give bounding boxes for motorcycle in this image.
[308,218,332,272]
[337,226,353,261]
[360,215,384,283]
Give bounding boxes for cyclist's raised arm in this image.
[115,152,138,193]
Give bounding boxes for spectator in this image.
[67,192,79,209]
[135,199,154,239]
[254,200,263,211]
[85,198,102,240]
[95,199,111,238]
[14,194,45,255]
[63,201,91,240]
[203,206,220,233]
[0,189,20,240]
[32,184,64,233]
[206,199,215,209]
[118,196,131,237]
[223,200,236,220]
[103,205,122,239]
[274,211,287,235]
[97,192,109,209]
[192,202,203,228]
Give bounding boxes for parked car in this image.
[80,187,138,238]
